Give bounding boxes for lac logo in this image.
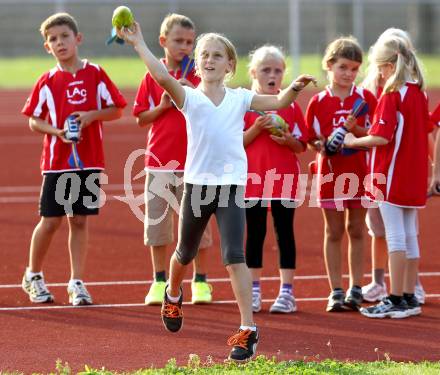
[67,86,87,105]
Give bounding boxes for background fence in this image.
[1,0,439,68]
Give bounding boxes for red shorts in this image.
[318,199,364,210]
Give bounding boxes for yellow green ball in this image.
[112,6,134,28]
[268,114,289,136]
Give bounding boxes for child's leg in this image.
[168,184,215,297]
[67,215,88,280]
[322,209,345,290]
[366,208,388,284]
[402,208,419,294]
[346,207,366,288]
[271,201,296,282]
[379,203,406,296]
[29,216,63,272]
[216,186,253,326]
[245,201,267,281]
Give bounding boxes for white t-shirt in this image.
[181,86,255,185]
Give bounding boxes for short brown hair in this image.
[159,13,195,37]
[40,13,79,40]
[322,36,363,70]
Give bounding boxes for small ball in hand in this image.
[111,6,134,29]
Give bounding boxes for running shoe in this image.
[227,327,259,362]
[415,283,426,305]
[360,297,410,319]
[361,282,388,302]
[161,286,183,333]
[191,281,213,304]
[405,295,422,316]
[67,280,93,306]
[22,269,54,303]
[269,293,297,313]
[344,286,363,311]
[252,290,262,313]
[326,289,346,312]
[145,280,166,305]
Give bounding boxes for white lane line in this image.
[1,295,439,312]
[2,273,440,289]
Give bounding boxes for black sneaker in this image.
[405,295,422,316]
[360,297,410,319]
[161,286,183,333]
[326,289,346,312]
[227,328,259,362]
[344,286,363,311]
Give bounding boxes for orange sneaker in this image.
[227,327,259,362]
[161,286,183,333]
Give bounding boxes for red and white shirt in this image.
[431,103,440,128]
[133,61,200,171]
[244,104,307,200]
[305,85,377,201]
[368,82,431,207]
[22,60,126,173]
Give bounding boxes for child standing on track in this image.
[361,28,426,305]
[244,46,307,314]
[133,13,213,306]
[21,13,126,306]
[305,37,377,312]
[344,34,431,318]
[118,23,315,360]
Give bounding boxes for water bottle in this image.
[64,115,80,142]
[325,126,348,156]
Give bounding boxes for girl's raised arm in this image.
[117,22,186,108]
[251,74,316,112]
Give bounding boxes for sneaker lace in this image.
[73,282,89,298]
[162,301,182,318]
[227,330,252,350]
[32,278,49,295]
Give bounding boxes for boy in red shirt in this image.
[133,14,213,305]
[21,13,126,305]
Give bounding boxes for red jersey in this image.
[368,83,430,207]
[133,61,200,171]
[22,60,126,173]
[305,85,377,201]
[431,103,440,128]
[244,104,307,200]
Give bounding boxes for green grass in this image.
[1,55,440,89]
[4,356,440,375]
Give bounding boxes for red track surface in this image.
[0,89,439,373]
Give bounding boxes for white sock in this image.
[240,325,257,331]
[69,279,83,287]
[26,268,43,280]
[167,291,181,303]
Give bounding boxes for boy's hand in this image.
[254,115,273,133]
[270,129,291,145]
[309,135,325,154]
[343,132,357,148]
[116,21,144,46]
[56,129,73,144]
[344,115,357,132]
[71,111,97,129]
[178,78,195,88]
[159,92,173,110]
[292,74,317,91]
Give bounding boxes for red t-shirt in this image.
[368,83,430,207]
[305,85,377,201]
[133,62,200,171]
[22,60,126,173]
[244,104,307,200]
[431,103,440,128]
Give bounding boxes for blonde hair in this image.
[194,33,238,80]
[371,35,425,93]
[321,36,363,71]
[362,28,415,95]
[40,13,78,40]
[159,13,195,37]
[248,45,286,73]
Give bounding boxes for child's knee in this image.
[40,217,62,233]
[346,222,364,240]
[175,247,196,265]
[68,215,87,229]
[325,226,344,242]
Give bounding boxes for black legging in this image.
[175,183,246,266]
[245,200,296,269]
